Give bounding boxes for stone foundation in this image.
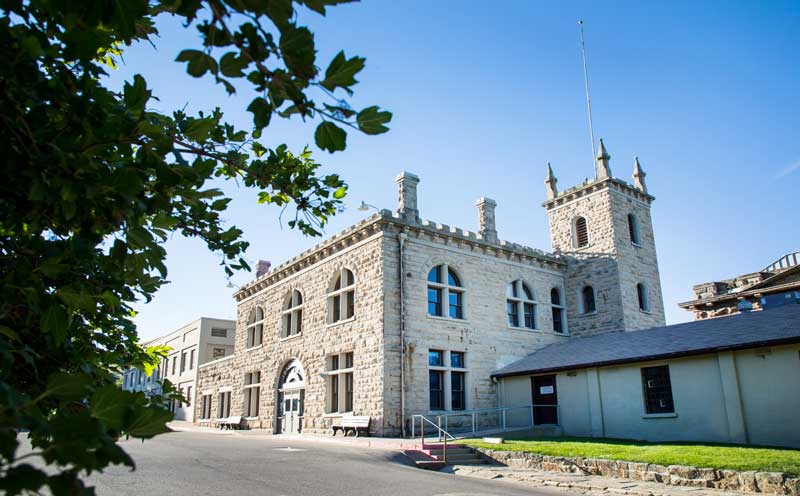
[475,448,800,495]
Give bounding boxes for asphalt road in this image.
[80,430,564,496]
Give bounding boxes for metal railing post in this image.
[502,408,507,431]
[531,405,535,427]
[443,431,447,463]
[437,415,442,441]
[411,416,415,439]
[420,415,424,450]
[471,411,476,434]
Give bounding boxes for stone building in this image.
[679,252,800,320]
[122,317,236,421]
[194,142,665,436]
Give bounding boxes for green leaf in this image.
[92,385,131,430]
[175,49,218,77]
[184,118,216,142]
[126,406,172,438]
[314,121,346,153]
[279,25,316,80]
[219,52,249,77]
[1,464,47,495]
[45,372,92,400]
[356,106,392,135]
[298,0,357,15]
[247,97,273,129]
[320,50,365,92]
[41,305,68,342]
[333,186,347,199]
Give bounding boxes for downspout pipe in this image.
[398,231,407,437]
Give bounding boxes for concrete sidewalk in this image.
[446,464,748,496]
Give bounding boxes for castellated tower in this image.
[543,140,666,336]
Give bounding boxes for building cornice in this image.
[542,177,654,211]
[233,210,566,302]
[678,280,800,309]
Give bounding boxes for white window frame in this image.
[506,280,538,330]
[281,290,304,338]
[325,352,354,414]
[428,349,468,412]
[217,390,231,418]
[243,371,261,418]
[246,306,264,348]
[328,268,356,324]
[427,264,465,320]
[199,394,213,420]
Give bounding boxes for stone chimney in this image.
[395,171,420,222]
[476,197,498,243]
[596,138,612,180]
[256,260,272,277]
[545,163,558,200]
[633,156,648,193]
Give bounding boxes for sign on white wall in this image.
[540,386,554,394]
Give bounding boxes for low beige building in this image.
[195,143,667,436]
[493,302,800,448]
[122,317,236,421]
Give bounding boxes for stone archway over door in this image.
[277,359,305,434]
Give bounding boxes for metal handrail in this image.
[411,414,456,463]
[411,403,559,440]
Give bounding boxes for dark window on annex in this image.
[641,365,674,414]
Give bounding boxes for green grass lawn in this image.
[462,436,800,475]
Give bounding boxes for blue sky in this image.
[104,1,799,340]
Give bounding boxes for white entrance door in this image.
[282,390,303,434]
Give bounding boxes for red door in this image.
[531,375,558,425]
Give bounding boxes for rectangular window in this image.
[429,370,444,410]
[346,290,355,319]
[428,350,443,367]
[200,394,212,420]
[333,294,341,322]
[451,372,465,411]
[345,372,353,412]
[180,352,186,373]
[212,347,226,358]
[330,374,339,413]
[451,351,465,368]
[218,391,231,418]
[428,287,442,316]
[641,365,674,414]
[210,328,228,338]
[449,291,463,319]
[243,372,261,418]
[552,307,564,333]
[189,349,195,370]
[327,352,355,414]
[186,386,192,406]
[507,301,519,327]
[524,302,536,329]
[171,356,177,374]
[345,352,354,369]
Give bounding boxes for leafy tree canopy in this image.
[0,0,390,493]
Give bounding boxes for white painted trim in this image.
[218,386,233,393]
[198,354,235,369]
[642,412,678,419]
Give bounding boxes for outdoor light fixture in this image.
[357,201,378,212]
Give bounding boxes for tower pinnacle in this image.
[596,138,612,180]
[545,163,559,200]
[633,156,647,193]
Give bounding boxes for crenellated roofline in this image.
[233,210,566,302]
[542,176,654,211]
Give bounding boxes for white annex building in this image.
[123,317,235,421]
[191,143,799,447]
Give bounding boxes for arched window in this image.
[247,307,264,348]
[506,280,537,329]
[574,216,589,248]
[637,283,650,312]
[328,268,355,323]
[628,213,641,245]
[581,285,596,314]
[427,264,464,319]
[281,290,303,338]
[550,288,565,334]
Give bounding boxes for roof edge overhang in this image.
[491,335,800,379]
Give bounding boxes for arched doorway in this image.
[277,359,305,434]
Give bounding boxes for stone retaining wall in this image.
[474,448,800,495]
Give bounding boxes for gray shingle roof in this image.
[492,303,800,378]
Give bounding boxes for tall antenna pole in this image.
[578,19,597,179]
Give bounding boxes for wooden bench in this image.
[332,415,371,437]
[219,416,243,430]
